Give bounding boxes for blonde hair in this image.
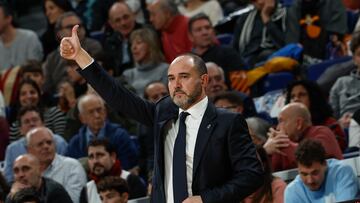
[130,28,165,64]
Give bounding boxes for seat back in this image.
[307,56,352,81]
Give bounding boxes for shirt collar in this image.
[179,96,208,120]
[85,123,106,144]
[44,154,59,174]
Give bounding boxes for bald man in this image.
[263,103,343,171]
[7,154,72,203]
[26,127,87,203]
[104,2,142,75]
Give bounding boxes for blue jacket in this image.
[66,121,138,170]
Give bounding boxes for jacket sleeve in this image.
[78,62,156,127]
[200,114,264,203]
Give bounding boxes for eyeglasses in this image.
[62,24,83,30]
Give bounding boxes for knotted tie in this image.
[173,112,190,203]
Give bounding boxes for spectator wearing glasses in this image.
[3,106,67,184]
[43,11,102,94]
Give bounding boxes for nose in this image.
[305,175,313,184]
[17,170,25,179]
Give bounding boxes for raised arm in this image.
[60,25,93,68]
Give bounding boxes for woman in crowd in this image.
[122,28,168,97]
[8,79,66,142]
[285,80,347,151]
[41,0,73,58]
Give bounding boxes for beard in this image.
[171,85,202,109]
[92,164,106,176]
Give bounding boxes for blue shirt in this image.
[85,125,106,145]
[3,134,68,183]
[284,159,360,203]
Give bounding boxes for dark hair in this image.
[213,91,244,107]
[17,106,44,126]
[93,51,115,73]
[88,139,116,154]
[188,12,212,32]
[143,80,166,99]
[295,139,326,167]
[350,31,360,54]
[0,172,9,201]
[19,60,43,78]
[17,78,42,106]
[251,146,274,203]
[12,187,41,203]
[285,80,333,125]
[97,176,129,194]
[44,0,73,12]
[0,1,14,17]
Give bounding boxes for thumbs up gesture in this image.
[60,25,81,60]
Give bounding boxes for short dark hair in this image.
[97,176,129,194]
[12,187,41,203]
[213,91,244,107]
[55,11,81,33]
[188,13,212,32]
[44,0,73,12]
[350,31,360,54]
[88,139,116,154]
[0,1,14,17]
[19,60,43,78]
[295,139,326,167]
[18,106,44,126]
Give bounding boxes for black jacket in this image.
[79,62,264,203]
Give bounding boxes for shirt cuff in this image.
[83,58,95,69]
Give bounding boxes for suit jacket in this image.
[79,62,264,203]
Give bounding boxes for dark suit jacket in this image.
[79,62,264,203]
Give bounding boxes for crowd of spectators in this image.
[1,0,360,202]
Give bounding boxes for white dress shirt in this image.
[164,96,208,203]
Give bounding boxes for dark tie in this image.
[173,112,190,203]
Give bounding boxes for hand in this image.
[183,196,203,203]
[264,128,289,155]
[339,112,353,129]
[9,182,29,198]
[60,25,81,60]
[261,0,275,24]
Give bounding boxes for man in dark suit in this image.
[59,25,264,203]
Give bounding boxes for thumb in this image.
[71,24,79,39]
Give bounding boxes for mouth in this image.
[174,90,186,96]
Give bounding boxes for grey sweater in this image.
[122,62,168,97]
[329,70,360,118]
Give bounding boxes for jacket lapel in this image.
[192,102,217,176]
[154,97,178,185]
